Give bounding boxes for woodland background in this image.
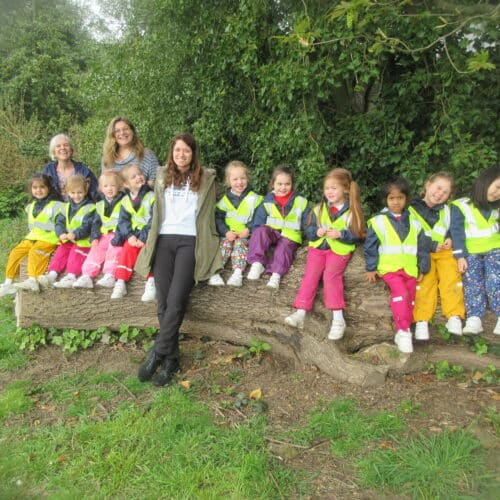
[0,0,498,215]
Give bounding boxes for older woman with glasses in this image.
[101,116,160,187]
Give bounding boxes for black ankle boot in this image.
[151,358,180,387]
[137,349,164,382]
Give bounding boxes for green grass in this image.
[0,380,33,420]
[0,386,299,498]
[357,430,486,499]
[290,398,405,456]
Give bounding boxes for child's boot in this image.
[0,281,17,297]
[284,309,306,329]
[226,269,243,287]
[394,329,413,353]
[414,321,429,340]
[328,320,346,340]
[208,273,225,286]
[463,316,483,335]
[111,280,127,299]
[141,277,156,302]
[54,273,76,288]
[247,262,265,280]
[445,316,463,336]
[267,272,281,289]
[38,271,57,288]
[96,274,115,288]
[73,275,94,289]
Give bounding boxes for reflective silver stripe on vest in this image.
[67,204,94,228]
[456,199,499,238]
[264,202,302,231]
[372,216,418,255]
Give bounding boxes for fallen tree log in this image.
[15,247,497,386]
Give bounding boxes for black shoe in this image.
[137,349,164,382]
[151,358,180,387]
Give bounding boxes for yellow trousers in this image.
[413,249,465,321]
[5,239,58,279]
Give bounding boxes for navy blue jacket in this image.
[55,197,94,241]
[90,192,125,242]
[111,185,153,246]
[364,208,431,274]
[249,190,310,234]
[42,161,98,201]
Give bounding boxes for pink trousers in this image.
[81,232,123,278]
[293,247,352,311]
[48,241,90,276]
[381,270,417,331]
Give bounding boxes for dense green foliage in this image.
[0,0,498,212]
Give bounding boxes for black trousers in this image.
[152,235,195,358]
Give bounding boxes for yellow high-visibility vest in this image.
[25,200,63,245]
[264,195,308,244]
[122,192,155,230]
[65,202,96,248]
[408,204,450,244]
[216,191,263,233]
[96,199,122,234]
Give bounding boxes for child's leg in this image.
[5,240,33,280]
[231,238,249,271]
[101,240,123,277]
[26,241,58,278]
[219,239,232,268]
[484,249,500,316]
[247,226,280,267]
[435,249,465,319]
[115,241,141,282]
[267,235,298,276]
[382,270,416,331]
[462,254,487,318]
[81,237,109,278]
[48,242,73,273]
[323,251,352,310]
[413,252,438,322]
[293,247,326,311]
[65,245,91,277]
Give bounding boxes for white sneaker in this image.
[73,275,94,289]
[0,283,17,296]
[394,330,413,353]
[284,310,305,329]
[463,316,483,335]
[328,320,346,340]
[38,272,57,288]
[96,274,115,288]
[208,273,225,286]
[111,280,127,299]
[494,318,500,336]
[15,278,40,292]
[414,321,429,340]
[247,262,265,280]
[141,278,156,302]
[445,316,463,336]
[53,275,76,288]
[267,273,281,289]
[226,270,243,287]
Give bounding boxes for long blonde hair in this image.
[102,116,145,168]
[318,168,365,239]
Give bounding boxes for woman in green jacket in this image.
[135,132,222,386]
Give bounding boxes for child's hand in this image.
[441,238,452,250]
[457,257,467,273]
[66,232,76,241]
[225,231,237,242]
[365,271,378,283]
[326,228,341,239]
[317,227,327,237]
[237,228,250,239]
[91,239,99,248]
[128,235,139,247]
[59,233,68,241]
[136,240,145,248]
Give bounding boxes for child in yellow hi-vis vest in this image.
[410,172,465,340]
[364,177,432,354]
[450,166,500,336]
[209,161,263,287]
[0,173,62,296]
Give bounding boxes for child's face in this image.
[386,188,406,215]
[324,180,346,206]
[68,185,86,204]
[31,180,49,199]
[228,166,248,196]
[100,176,120,199]
[423,177,452,207]
[273,173,292,197]
[486,177,500,202]
[113,120,133,148]
[173,140,193,172]
[124,167,145,192]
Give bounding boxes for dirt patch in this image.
[1,336,499,498]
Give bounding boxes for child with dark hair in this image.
[450,166,500,335]
[0,174,63,295]
[246,165,309,290]
[364,177,432,353]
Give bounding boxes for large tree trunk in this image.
[15,248,497,386]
